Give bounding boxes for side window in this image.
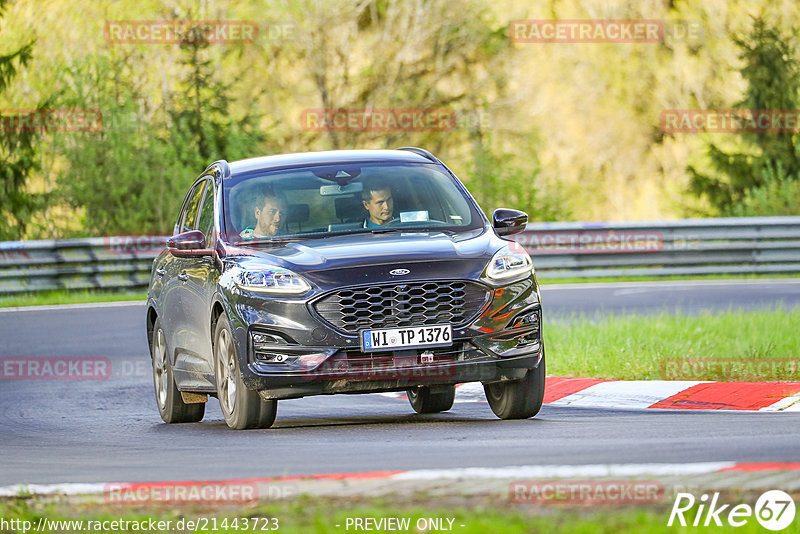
[197,183,216,247]
[179,181,207,233]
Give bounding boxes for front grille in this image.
[313,280,491,334]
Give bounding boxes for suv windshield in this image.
[222,162,484,243]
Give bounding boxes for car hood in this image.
[224,228,508,287]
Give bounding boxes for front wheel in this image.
[151,318,205,424]
[214,314,277,430]
[483,353,545,420]
[407,385,456,414]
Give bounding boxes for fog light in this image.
[256,352,290,363]
[252,332,286,345]
[515,312,539,327]
[513,310,540,346]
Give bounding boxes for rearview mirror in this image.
[492,209,528,236]
[167,230,213,257]
[319,182,364,196]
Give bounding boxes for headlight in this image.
[234,267,311,294]
[486,245,533,281]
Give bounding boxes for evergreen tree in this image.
[0,0,39,240]
[167,25,265,173]
[689,17,800,214]
[56,22,266,236]
[56,53,178,235]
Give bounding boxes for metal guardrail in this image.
[517,216,800,278]
[0,236,167,294]
[1,217,799,294]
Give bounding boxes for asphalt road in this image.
[542,279,800,315]
[1,280,799,486]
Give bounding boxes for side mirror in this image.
[167,230,213,258]
[492,209,528,237]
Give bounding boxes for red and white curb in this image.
[384,377,800,411]
[2,462,800,498]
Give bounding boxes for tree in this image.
[166,24,265,173]
[56,21,267,236]
[467,140,568,222]
[689,17,800,214]
[55,53,178,235]
[287,0,512,151]
[282,0,556,217]
[0,0,39,240]
[731,162,800,216]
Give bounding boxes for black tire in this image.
[151,318,205,424]
[484,352,545,420]
[407,385,456,414]
[214,314,277,430]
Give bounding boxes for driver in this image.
[362,180,396,228]
[240,188,286,239]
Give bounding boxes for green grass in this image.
[538,272,800,285]
[2,289,798,383]
[3,495,798,534]
[546,308,800,381]
[0,289,146,308]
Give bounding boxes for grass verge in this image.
[0,289,146,308]
[3,494,797,534]
[546,307,800,381]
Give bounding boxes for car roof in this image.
[227,149,435,176]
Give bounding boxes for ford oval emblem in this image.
[389,268,410,276]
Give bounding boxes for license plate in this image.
[360,324,452,352]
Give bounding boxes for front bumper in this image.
[225,276,543,399]
[254,349,542,400]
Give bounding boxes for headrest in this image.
[334,196,364,220]
[285,203,309,224]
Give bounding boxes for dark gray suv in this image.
[146,148,544,429]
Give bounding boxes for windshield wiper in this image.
[239,237,303,246]
[369,227,405,234]
[370,227,460,236]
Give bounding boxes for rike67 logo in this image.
[668,490,796,530]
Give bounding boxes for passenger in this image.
[240,188,286,239]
